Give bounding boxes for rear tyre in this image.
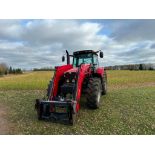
[86,78,101,109]
[102,71,107,95]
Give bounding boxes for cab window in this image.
[93,54,99,66]
[73,53,93,67]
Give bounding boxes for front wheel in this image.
[86,78,102,109]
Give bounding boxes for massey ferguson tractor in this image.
[35,50,107,125]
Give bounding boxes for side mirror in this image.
[100,51,104,58]
[62,56,65,62]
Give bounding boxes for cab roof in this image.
[73,50,98,56]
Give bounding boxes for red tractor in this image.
[35,50,107,124]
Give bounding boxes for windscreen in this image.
[73,53,93,67]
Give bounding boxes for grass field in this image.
[0,70,155,134]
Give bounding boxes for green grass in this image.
[0,71,53,90]
[0,70,155,134]
[108,70,155,90]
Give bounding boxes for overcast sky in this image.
[0,19,155,69]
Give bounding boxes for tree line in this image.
[105,63,155,70]
[33,67,55,71]
[0,63,23,76]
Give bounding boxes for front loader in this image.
[35,50,107,125]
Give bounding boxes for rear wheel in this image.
[86,77,102,109]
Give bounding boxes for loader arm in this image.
[74,64,91,112]
[50,64,72,100]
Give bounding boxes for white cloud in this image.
[0,20,110,69]
[22,20,107,51]
[0,19,155,69]
[110,20,155,42]
[0,20,23,40]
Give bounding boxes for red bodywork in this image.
[50,64,73,100]
[35,50,106,124]
[50,64,103,113]
[64,67,78,73]
[96,67,104,77]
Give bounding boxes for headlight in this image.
[64,72,77,83]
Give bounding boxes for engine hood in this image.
[64,67,78,74]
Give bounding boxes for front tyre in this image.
[86,78,102,109]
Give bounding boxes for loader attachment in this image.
[35,99,76,125]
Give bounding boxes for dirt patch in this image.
[0,105,10,134]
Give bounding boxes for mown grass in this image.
[0,70,155,134]
[108,70,155,90]
[0,70,154,90]
[0,71,53,90]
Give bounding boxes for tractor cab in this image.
[62,50,103,67]
[73,50,99,67]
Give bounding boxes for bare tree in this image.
[0,63,8,75]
